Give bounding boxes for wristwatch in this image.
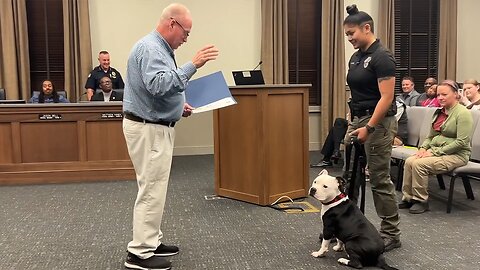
[365,124,376,134]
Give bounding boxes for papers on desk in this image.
[185,71,236,113]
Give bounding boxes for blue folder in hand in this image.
[185,71,236,113]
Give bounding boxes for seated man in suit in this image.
[91,76,123,102]
[85,50,124,100]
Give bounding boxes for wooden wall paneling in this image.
[0,123,14,163]
[85,121,129,161]
[20,122,79,162]
[11,122,22,163]
[77,121,87,161]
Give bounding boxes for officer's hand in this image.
[192,45,219,69]
[349,127,369,144]
[182,102,194,117]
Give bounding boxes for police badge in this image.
[111,71,117,79]
[363,56,371,68]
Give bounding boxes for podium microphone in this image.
[252,61,263,71]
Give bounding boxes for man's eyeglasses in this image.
[100,80,111,85]
[171,17,190,38]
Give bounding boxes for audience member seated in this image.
[311,118,348,167]
[313,98,410,167]
[85,50,125,101]
[29,80,69,103]
[398,76,421,106]
[420,84,441,107]
[459,79,480,110]
[394,99,408,146]
[416,77,438,106]
[399,80,473,214]
[90,76,123,102]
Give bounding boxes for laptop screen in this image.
[232,70,265,86]
[0,99,26,104]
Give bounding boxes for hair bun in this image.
[346,4,359,15]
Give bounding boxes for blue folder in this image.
[185,71,236,113]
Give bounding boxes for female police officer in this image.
[344,4,401,251]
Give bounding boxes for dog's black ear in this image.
[336,176,347,193]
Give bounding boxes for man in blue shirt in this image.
[29,80,69,103]
[122,3,219,270]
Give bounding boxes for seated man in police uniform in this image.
[90,76,123,102]
[85,50,124,100]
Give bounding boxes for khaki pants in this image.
[402,155,466,202]
[123,118,175,259]
[347,115,400,239]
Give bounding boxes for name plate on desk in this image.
[39,114,62,120]
[101,112,123,119]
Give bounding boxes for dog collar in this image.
[323,193,347,205]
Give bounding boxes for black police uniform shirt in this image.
[85,66,125,90]
[346,39,396,111]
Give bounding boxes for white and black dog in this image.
[309,169,397,270]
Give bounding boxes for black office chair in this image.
[57,90,67,98]
[0,88,5,100]
[113,88,124,95]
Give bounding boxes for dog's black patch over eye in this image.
[323,185,328,188]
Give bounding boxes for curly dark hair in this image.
[38,80,60,103]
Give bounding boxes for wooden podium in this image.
[213,84,311,205]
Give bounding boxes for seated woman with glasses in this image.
[29,80,69,103]
[399,80,473,214]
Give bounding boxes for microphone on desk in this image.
[252,61,263,71]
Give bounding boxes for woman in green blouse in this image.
[399,80,473,214]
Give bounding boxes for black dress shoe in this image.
[153,244,179,257]
[125,252,171,270]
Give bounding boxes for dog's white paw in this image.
[333,243,344,251]
[311,249,328,258]
[338,258,350,265]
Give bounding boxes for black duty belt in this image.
[352,108,375,118]
[124,113,176,127]
[352,108,396,118]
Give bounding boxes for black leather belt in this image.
[124,113,176,127]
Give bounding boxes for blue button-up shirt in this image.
[123,30,197,122]
[29,94,69,103]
